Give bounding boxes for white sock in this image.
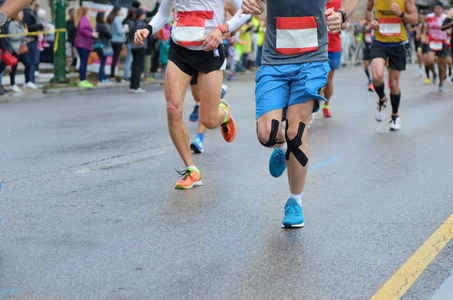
[278,143,287,153]
[187,165,199,172]
[289,192,302,207]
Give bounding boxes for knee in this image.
[257,119,281,147]
[372,72,382,84]
[257,126,272,146]
[201,117,217,130]
[166,100,183,121]
[389,80,399,92]
[285,126,301,142]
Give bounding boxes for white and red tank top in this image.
[426,13,447,45]
[171,0,225,50]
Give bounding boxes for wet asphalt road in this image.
[1,64,453,299]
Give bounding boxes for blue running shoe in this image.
[269,148,286,177]
[190,137,204,153]
[282,199,304,228]
[221,84,228,99]
[189,105,199,122]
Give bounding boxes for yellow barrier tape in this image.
[0,28,66,38]
[0,29,66,52]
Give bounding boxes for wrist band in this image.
[217,24,227,35]
[399,12,405,18]
[145,25,153,35]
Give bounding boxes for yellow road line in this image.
[370,213,453,300]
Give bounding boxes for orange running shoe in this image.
[322,106,331,118]
[219,100,236,143]
[368,83,375,92]
[175,168,202,189]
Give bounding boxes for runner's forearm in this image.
[339,0,359,22]
[147,0,175,35]
[1,0,31,19]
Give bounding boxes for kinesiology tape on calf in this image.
[285,120,308,167]
[258,119,284,147]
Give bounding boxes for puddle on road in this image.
[431,269,453,300]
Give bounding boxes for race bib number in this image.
[365,33,372,43]
[276,16,318,55]
[379,18,401,36]
[429,41,443,51]
[173,11,213,46]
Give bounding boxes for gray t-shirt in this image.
[262,0,329,66]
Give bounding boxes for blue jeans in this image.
[124,43,132,79]
[27,40,39,83]
[96,49,107,81]
[10,53,32,85]
[252,45,263,67]
[77,47,90,81]
[236,53,248,72]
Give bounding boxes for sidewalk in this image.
[0,62,164,102]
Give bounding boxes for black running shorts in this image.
[363,43,371,61]
[190,73,198,85]
[167,39,226,76]
[422,43,429,54]
[370,43,407,71]
[428,43,449,58]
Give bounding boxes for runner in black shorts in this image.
[361,21,373,91]
[366,0,418,131]
[134,0,250,189]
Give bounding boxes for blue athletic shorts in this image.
[255,62,330,119]
[328,51,341,70]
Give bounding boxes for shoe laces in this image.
[275,149,285,164]
[377,100,387,111]
[285,204,300,216]
[176,168,191,180]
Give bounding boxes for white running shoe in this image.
[375,98,387,122]
[11,84,23,93]
[389,116,401,131]
[221,84,228,99]
[129,88,146,93]
[24,82,38,89]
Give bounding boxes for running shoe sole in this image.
[282,222,305,228]
[190,143,204,154]
[175,180,202,189]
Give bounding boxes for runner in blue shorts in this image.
[241,0,358,228]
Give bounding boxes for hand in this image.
[92,32,99,38]
[370,20,379,30]
[325,8,342,34]
[390,1,402,17]
[201,28,222,51]
[134,28,150,46]
[239,0,262,17]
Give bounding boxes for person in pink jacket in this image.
[74,6,98,88]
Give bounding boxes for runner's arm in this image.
[441,9,453,30]
[146,0,175,36]
[365,0,378,30]
[0,0,31,19]
[398,0,417,25]
[338,0,359,24]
